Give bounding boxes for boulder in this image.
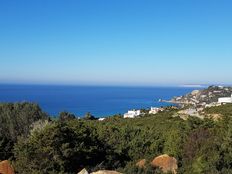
[0,160,15,174]
[91,170,122,174]
[78,168,89,174]
[151,154,177,174]
[136,159,146,168]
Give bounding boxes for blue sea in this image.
[0,85,203,117]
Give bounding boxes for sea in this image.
[0,84,203,117]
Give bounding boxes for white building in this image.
[218,94,232,104]
[98,118,106,121]
[124,110,141,118]
[149,107,163,114]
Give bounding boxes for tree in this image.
[83,112,96,120]
[14,121,106,174]
[0,102,48,160]
[59,111,75,121]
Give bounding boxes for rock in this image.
[78,168,89,174]
[151,154,177,174]
[0,160,15,174]
[91,170,122,174]
[136,159,146,168]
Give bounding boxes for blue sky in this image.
[0,0,232,86]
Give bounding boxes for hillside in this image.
[170,86,232,107]
[0,102,232,174]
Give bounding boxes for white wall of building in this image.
[124,110,141,118]
[149,107,159,114]
[149,107,164,114]
[218,94,232,103]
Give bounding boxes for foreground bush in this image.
[0,102,47,160]
[14,121,106,174]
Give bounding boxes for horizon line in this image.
[0,82,215,88]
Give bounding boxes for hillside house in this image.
[149,107,164,114]
[124,110,141,118]
[218,94,232,104]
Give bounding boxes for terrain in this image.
[170,86,232,107]
[0,90,232,173]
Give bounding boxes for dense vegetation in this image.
[0,103,48,160]
[0,102,232,173]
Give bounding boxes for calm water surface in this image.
[0,85,202,117]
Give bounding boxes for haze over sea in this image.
[0,84,203,117]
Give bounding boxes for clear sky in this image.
[0,0,232,86]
